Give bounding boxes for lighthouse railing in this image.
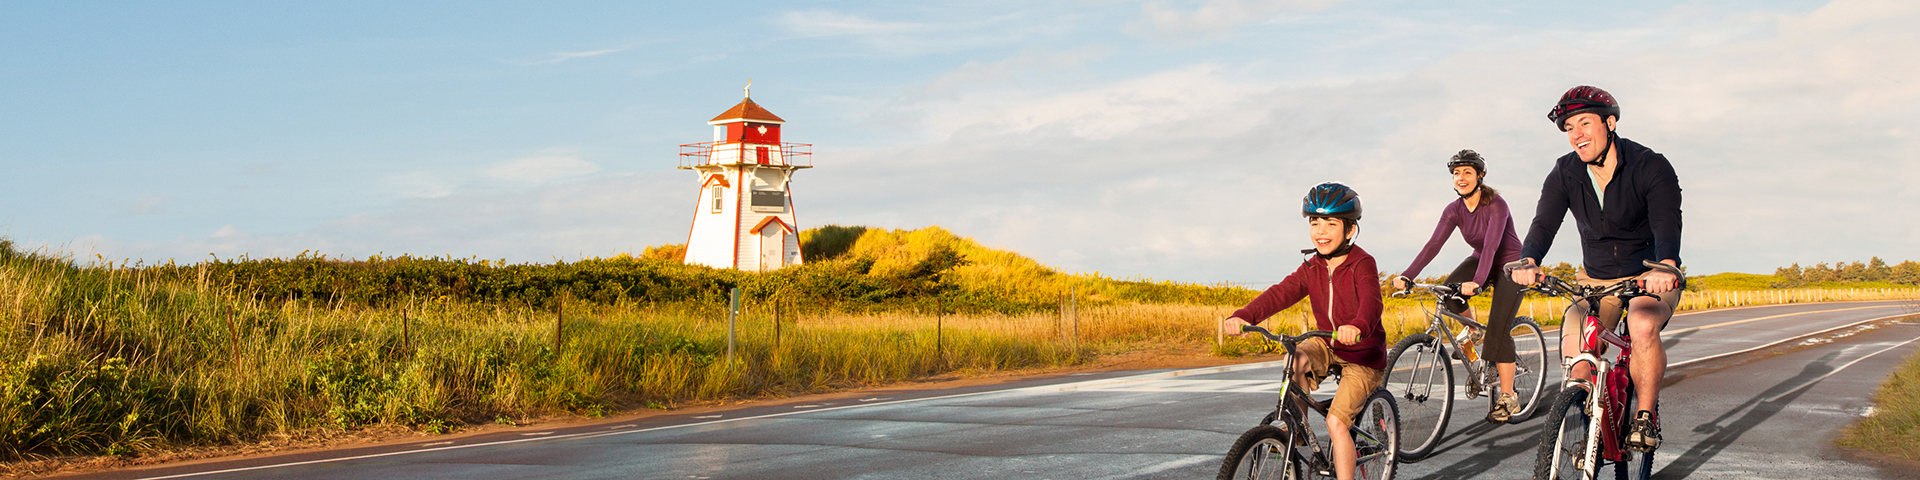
[678,142,813,169]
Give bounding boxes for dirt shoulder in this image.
[9,345,1264,479]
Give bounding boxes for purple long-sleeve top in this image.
[1400,195,1524,286]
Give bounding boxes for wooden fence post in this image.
[728,287,740,360]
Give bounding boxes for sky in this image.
[2,0,1916,284]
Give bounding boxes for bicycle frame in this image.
[1244,326,1393,468]
[1398,285,1496,395]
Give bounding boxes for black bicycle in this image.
[1218,325,1400,480]
[1383,282,1550,461]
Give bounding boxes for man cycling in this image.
[1508,85,1682,452]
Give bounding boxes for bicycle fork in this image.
[1565,352,1610,480]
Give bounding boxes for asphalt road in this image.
[68,300,1920,480]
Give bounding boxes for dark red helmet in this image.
[1548,86,1620,131]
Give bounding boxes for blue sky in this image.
[3,0,1915,283]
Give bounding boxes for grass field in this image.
[1839,349,1920,461]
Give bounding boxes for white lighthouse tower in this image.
[678,84,812,271]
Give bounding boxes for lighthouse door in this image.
[759,228,785,270]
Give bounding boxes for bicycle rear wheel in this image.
[1507,317,1550,423]
[1353,390,1400,480]
[1534,386,1593,480]
[1384,333,1452,461]
[1218,425,1308,480]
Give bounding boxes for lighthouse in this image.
[678,84,812,271]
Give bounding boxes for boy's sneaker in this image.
[1626,410,1662,451]
[1487,392,1519,423]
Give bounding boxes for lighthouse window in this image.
[711,186,724,213]
[750,190,785,212]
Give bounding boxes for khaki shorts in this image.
[1570,269,1684,332]
[1295,337,1383,425]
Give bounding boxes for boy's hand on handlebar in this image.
[1390,275,1410,291]
[1460,281,1480,296]
[1335,325,1361,345]
[1222,317,1252,337]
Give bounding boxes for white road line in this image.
[1762,335,1920,403]
[1670,313,1912,368]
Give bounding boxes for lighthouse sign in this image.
[678,87,812,271]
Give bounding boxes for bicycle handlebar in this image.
[1239,325,1338,346]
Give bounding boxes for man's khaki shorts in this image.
[1295,337,1383,425]
[1570,269,1684,332]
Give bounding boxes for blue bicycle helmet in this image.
[1302,182,1362,224]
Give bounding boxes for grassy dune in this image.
[0,231,1265,459]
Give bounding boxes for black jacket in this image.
[1519,136,1682,279]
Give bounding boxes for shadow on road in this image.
[1661,328,1699,351]
[1653,350,1840,479]
[1404,388,1557,480]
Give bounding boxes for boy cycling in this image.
[1222,182,1386,480]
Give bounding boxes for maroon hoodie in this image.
[1231,245,1387,370]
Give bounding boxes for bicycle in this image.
[1218,325,1401,480]
[1514,259,1680,480]
[1382,282,1550,461]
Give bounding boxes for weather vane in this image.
[744,79,752,99]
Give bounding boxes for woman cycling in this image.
[1391,149,1527,423]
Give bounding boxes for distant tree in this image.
[1838,261,1868,282]
[1774,263,1805,288]
[1893,260,1920,285]
[1867,257,1890,282]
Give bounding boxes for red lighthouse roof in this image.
[708,97,786,125]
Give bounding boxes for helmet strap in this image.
[1301,225,1358,260]
[1455,182,1482,200]
[1583,126,1616,167]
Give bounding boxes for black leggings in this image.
[1441,257,1523,363]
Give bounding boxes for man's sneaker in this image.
[1488,392,1519,423]
[1626,410,1662,451]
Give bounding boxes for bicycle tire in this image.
[1535,386,1593,480]
[1218,424,1308,480]
[1353,389,1401,480]
[1507,317,1550,423]
[1384,333,1452,461]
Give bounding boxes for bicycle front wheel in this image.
[1353,390,1401,480]
[1507,317,1550,423]
[1535,386,1593,480]
[1217,425,1308,480]
[1384,333,1453,461]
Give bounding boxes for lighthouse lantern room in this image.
[678,84,812,271]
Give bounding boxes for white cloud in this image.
[508,46,632,66]
[385,171,455,198]
[772,9,1059,56]
[803,0,1920,281]
[1127,0,1349,42]
[127,195,168,215]
[483,155,602,183]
